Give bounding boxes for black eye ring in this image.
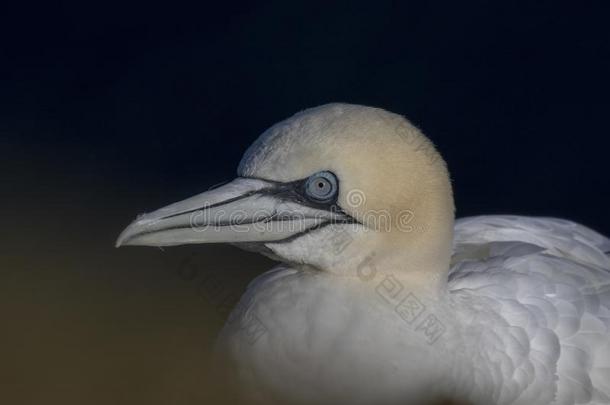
[304,171,338,203]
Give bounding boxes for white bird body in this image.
[220,216,610,404]
[117,104,610,404]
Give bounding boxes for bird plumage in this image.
[449,216,610,404]
[118,104,610,404]
[219,216,610,404]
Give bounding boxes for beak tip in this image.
[115,233,128,248]
[116,222,138,248]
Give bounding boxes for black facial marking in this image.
[246,170,348,214]
[136,172,361,246]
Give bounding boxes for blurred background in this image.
[1,1,609,404]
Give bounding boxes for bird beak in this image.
[116,177,351,247]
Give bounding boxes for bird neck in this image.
[371,237,453,297]
[372,201,455,296]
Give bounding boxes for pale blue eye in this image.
[305,171,338,203]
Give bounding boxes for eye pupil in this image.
[304,171,338,203]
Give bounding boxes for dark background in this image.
[1,1,609,404]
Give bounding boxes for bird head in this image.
[117,104,454,286]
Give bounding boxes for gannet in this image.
[117,104,610,405]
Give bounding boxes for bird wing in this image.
[448,215,610,405]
